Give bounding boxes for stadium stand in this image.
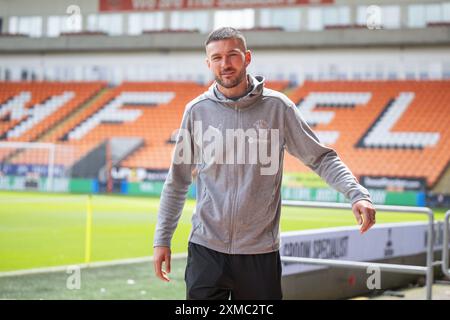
[285,80,450,188]
[56,80,287,170]
[0,82,106,141]
[63,81,207,170]
[0,82,106,165]
[0,79,448,189]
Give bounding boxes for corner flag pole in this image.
[85,194,93,264]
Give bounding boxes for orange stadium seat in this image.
[0,82,106,164]
[1,80,448,189]
[285,80,450,188]
[39,82,207,169]
[37,80,288,170]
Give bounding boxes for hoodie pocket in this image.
[198,185,223,223]
[189,219,202,240]
[195,185,230,245]
[241,186,277,226]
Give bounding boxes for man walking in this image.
[153,27,376,300]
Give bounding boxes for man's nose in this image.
[221,56,231,68]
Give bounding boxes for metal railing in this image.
[280,200,436,300]
[443,210,450,279]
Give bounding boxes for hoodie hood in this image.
[205,74,265,109]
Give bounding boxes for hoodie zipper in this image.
[229,103,240,254]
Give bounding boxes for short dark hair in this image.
[204,27,247,51]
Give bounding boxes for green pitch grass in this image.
[0,259,187,300]
[0,190,446,272]
[0,190,447,299]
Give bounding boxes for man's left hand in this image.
[352,200,376,234]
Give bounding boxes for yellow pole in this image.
[85,194,93,264]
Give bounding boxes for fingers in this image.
[352,201,376,234]
[156,261,170,282]
[360,207,376,234]
[352,206,363,225]
[165,250,171,274]
[153,247,171,282]
[153,256,165,281]
[360,210,371,234]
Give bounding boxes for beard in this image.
[215,67,246,89]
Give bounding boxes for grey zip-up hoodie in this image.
[153,75,372,254]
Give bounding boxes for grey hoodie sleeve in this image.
[153,107,195,248]
[283,103,372,205]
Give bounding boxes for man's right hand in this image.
[153,246,171,282]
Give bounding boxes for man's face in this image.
[206,38,251,89]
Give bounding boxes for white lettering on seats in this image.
[67,92,174,140]
[297,92,372,145]
[362,92,440,148]
[1,91,75,138]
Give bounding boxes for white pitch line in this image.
[0,253,188,278]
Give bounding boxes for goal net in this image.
[0,142,75,192]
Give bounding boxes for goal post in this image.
[0,141,57,192]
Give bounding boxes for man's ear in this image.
[244,50,252,67]
[205,57,210,69]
